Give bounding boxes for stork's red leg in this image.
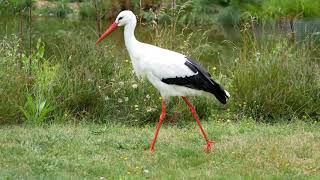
[150,101,166,153]
[182,96,215,153]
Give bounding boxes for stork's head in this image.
[96,10,136,44]
[115,10,136,26]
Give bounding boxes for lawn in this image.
[0,119,319,179]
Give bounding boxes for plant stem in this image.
[93,0,101,37]
[19,8,23,69]
[29,5,32,71]
[172,0,176,9]
[250,17,257,54]
[125,0,130,9]
[139,0,142,26]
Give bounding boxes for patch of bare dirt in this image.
[33,0,80,11]
[67,2,80,11]
[33,0,56,9]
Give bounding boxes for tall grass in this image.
[0,36,28,123]
[248,0,320,19]
[229,20,320,120]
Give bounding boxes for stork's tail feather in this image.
[209,82,230,104]
[225,90,230,98]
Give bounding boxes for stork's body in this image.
[96,10,230,153]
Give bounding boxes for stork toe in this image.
[204,140,215,153]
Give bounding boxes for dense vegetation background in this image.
[0,0,319,125]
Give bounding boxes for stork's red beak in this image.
[96,23,119,45]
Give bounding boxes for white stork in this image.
[96,10,230,153]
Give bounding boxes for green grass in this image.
[34,3,73,18]
[0,119,319,179]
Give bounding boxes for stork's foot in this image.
[150,147,155,154]
[204,140,215,153]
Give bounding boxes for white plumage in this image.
[132,45,202,97]
[96,10,230,153]
[126,36,199,97]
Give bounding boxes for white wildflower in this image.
[132,84,138,89]
[118,98,123,103]
[144,169,149,173]
[146,107,155,112]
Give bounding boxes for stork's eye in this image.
[119,17,123,21]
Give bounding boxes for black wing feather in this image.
[161,57,229,104]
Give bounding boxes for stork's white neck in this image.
[124,21,139,53]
